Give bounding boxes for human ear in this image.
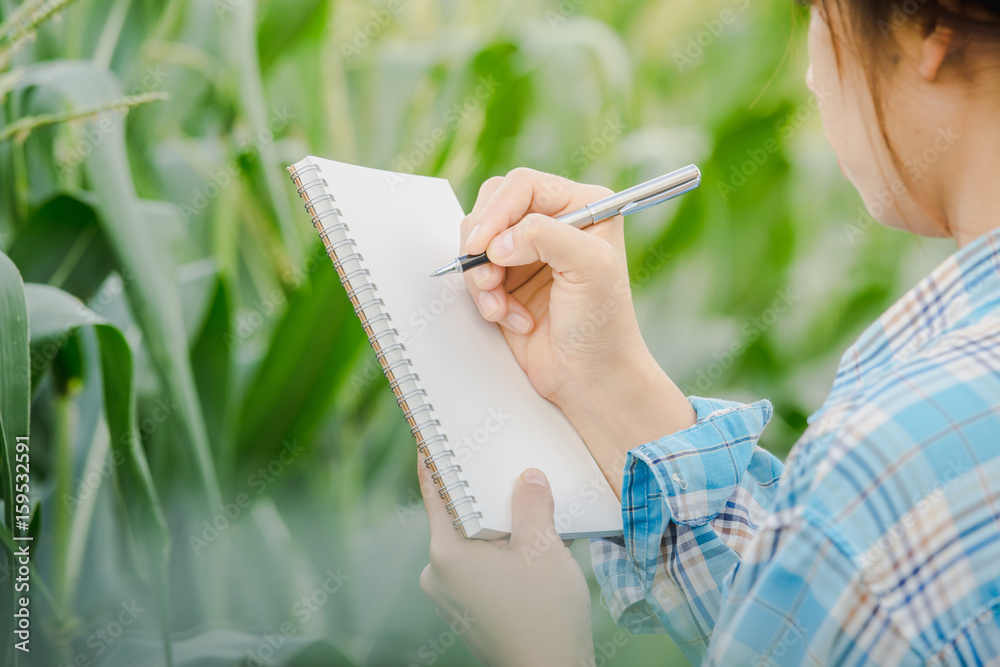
[919,23,954,81]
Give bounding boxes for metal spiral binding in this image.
[416,433,448,454]
[411,418,441,439]
[289,160,481,534]
[375,342,406,363]
[388,373,420,391]
[423,449,455,465]
[396,387,428,407]
[318,219,348,237]
[296,176,327,195]
[430,465,462,482]
[402,403,433,422]
[334,252,364,271]
[354,296,385,316]
[346,282,376,301]
[438,480,469,496]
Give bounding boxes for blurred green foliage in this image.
[0,0,955,665]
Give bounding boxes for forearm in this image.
[557,351,696,499]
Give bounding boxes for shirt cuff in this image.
[621,396,773,575]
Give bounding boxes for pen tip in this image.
[430,261,460,278]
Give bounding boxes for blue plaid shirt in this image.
[591,227,1000,666]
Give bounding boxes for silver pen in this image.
[430,164,701,277]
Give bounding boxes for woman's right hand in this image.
[460,168,696,494]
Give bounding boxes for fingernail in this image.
[505,312,529,333]
[489,232,514,260]
[471,263,494,288]
[478,291,500,316]
[466,224,483,251]
[523,468,548,488]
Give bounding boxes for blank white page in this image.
[310,157,622,539]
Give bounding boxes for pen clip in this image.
[617,177,701,217]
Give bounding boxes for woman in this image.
[417,1,1000,664]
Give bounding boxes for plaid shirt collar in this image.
[811,226,1000,426]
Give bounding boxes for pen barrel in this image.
[558,205,600,229]
[558,164,701,229]
[459,253,493,272]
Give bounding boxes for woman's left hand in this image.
[417,460,596,667]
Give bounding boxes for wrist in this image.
[556,352,696,498]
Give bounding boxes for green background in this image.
[0,0,956,665]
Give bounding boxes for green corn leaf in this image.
[12,61,222,515]
[24,282,174,667]
[6,194,115,301]
[0,250,27,539]
[0,250,28,665]
[224,0,303,270]
[236,244,364,474]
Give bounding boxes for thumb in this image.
[485,213,616,285]
[509,468,559,552]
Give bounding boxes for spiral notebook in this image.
[288,156,623,539]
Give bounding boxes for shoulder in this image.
[765,315,1000,662]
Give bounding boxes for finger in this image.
[462,178,509,298]
[460,176,504,250]
[417,453,464,546]
[509,468,559,553]
[465,167,609,255]
[486,213,617,284]
[468,261,505,291]
[473,286,535,334]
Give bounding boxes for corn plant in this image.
[0,0,944,665]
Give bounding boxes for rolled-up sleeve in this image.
[590,396,784,665]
